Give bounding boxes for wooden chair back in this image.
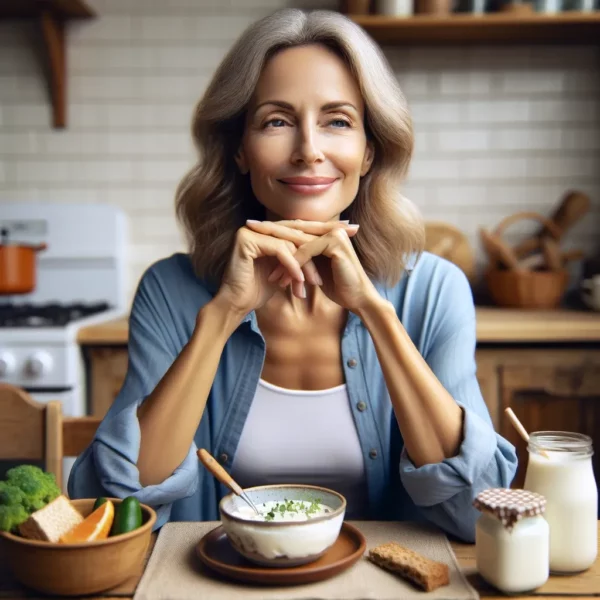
[0,383,101,493]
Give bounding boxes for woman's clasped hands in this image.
[216,219,380,316]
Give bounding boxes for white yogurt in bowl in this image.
[219,485,346,567]
[232,499,334,522]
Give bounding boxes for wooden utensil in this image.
[424,222,476,281]
[197,448,261,516]
[542,238,563,271]
[504,408,549,458]
[517,248,585,270]
[479,227,524,271]
[514,191,591,258]
[495,211,562,264]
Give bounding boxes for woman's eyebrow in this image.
[253,100,358,112]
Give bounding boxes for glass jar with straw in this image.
[505,408,598,574]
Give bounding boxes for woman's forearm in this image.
[137,297,244,486]
[357,297,463,468]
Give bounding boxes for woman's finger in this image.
[244,230,305,283]
[302,260,322,286]
[246,220,315,245]
[295,227,354,266]
[269,259,322,286]
[269,220,357,237]
[246,219,359,241]
[278,227,356,287]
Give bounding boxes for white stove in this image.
[0,203,128,487]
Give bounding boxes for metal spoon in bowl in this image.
[197,448,261,516]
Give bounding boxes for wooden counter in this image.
[78,307,600,345]
[2,524,599,599]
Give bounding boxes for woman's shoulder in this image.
[138,252,215,296]
[132,253,216,322]
[408,251,472,298]
[385,252,476,338]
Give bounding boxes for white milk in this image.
[524,436,598,573]
[476,513,549,594]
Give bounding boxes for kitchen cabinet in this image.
[84,347,128,418]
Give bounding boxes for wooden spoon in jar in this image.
[504,408,550,459]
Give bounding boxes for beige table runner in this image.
[134,521,479,600]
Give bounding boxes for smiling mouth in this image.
[278,177,338,195]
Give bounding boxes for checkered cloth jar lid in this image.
[473,488,546,531]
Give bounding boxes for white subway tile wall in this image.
[0,0,599,302]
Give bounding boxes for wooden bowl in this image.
[485,268,570,309]
[0,498,156,596]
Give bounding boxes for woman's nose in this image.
[290,125,324,165]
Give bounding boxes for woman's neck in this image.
[255,285,345,331]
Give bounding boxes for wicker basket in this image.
[484,211,569,309]
[485,268,570,309]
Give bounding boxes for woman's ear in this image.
[235,147,249,175]
[361,141,374,177]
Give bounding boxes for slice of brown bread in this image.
[368,542,450,592]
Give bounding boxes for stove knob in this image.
[0,352,16,378]
[26,352,53,378]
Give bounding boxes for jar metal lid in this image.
[473,488,546,530]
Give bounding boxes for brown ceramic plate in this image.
[196,522,366,586]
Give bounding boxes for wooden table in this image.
[1,523,598,599]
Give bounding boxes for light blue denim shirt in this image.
[68,251,518,542]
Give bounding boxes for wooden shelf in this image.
[0,0,95,128]
[0,0,94,19]
[350,11,600,45]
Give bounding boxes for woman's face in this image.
[236,44,374,222]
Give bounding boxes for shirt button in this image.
[369,448,378,459]
[347,358,358,368]
[357,401,367,412]
[219,453,229,464]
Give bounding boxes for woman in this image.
[69,8,517,542]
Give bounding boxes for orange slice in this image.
[60,500,114,543]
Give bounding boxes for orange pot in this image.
[0,228,47,294]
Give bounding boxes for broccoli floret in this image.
[0,481,30,532]
[5,465,61,513]
[0,503,29,533]
[0,480,27,506]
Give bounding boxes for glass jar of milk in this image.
[474,488,549,594]
[524,431,598,573]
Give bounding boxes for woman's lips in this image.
[278,177,338,195]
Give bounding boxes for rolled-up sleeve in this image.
[68,270,199,530]
[399,267,518,542]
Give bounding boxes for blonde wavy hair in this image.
[176,8,424,288]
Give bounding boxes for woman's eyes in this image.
[329,118,351,128]
[264,118,287,128]
[263,117,351,129]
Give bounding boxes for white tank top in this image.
[230,378,368,518]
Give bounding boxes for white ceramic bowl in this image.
[219,484,346,567]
